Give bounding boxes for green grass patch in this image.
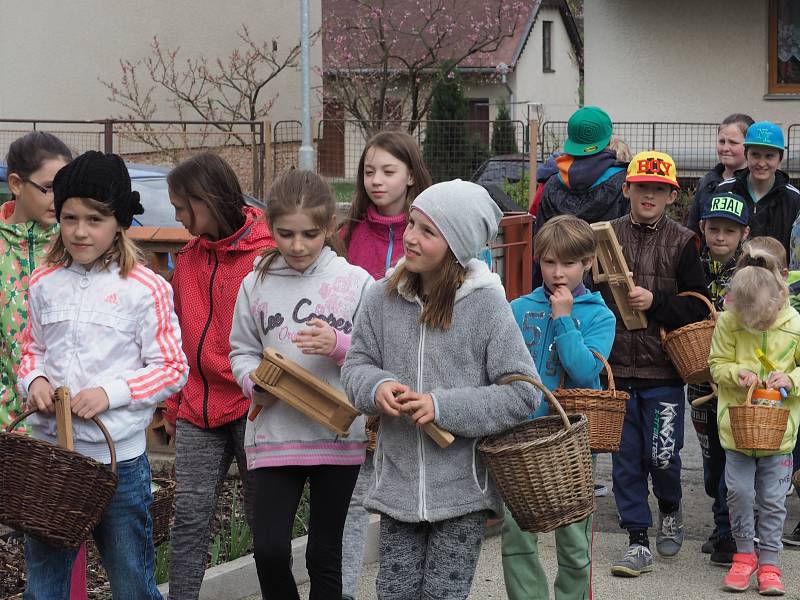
[330,181,356,203]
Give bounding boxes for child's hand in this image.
[374,381,410,417]
[27,377,55,413]
[738,370,760,389]
[549,285,574,318]
[628,286,653,311]
[71,387,110,419]
[766,372,793,392]
[294,318,336,356]
[396,391,435,426]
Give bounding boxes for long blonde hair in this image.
[46,198,143,278]
[387,249,466,330]
[728,238,788,332]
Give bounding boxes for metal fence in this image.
[0,119,267,197]
[273,119,527,184]
[540,121,720,186]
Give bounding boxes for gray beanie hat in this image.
[411,179,503,266]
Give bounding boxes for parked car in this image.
[0,162,264,227]
[471,153,541,212]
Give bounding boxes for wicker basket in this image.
[550,351,629,453]
[478,375,594,533]
[729,383,790,451]
[0,409,118,549]
[660,291,717,384]
[150,477,176,547]
[365,416,379,452]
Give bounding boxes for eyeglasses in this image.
[22,178,54,195]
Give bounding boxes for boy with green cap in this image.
[689,191,751,566]
[535,105,629,234]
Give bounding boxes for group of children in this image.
[3,104,800,600]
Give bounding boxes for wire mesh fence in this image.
[0,119,266,197]
[540,121,720,190]
[311,119,527,184]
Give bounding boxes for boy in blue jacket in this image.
[502,214,616,600]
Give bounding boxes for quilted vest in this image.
[601,215,695,380]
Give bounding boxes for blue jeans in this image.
[612,385,685,531]
[24,453,161,600]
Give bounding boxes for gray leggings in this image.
[376,511,488,600]
[168,417,253,600]
[342,451,375,599]
[725,449,793,566]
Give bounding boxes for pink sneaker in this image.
[723,553,758,592]
[757,565,785,596]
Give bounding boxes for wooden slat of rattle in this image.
[54,387,74,450]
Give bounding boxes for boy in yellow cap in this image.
[600,151,711,577]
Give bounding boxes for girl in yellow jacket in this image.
[709,238,800,596]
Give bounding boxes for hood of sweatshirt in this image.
[390,257,504,304]
[556,149,625,192]
[255,244,339,276]
[0,201,57,250]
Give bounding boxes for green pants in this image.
[501,509,593,600]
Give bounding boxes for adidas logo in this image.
[104,293,120,305]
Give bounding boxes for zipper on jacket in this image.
[27,226,35,276]
[385,225,394,275]
[197,250,219,428]
[416,320,428,521]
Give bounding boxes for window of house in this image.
[467,99,490,146]
[543,21,554,73]
[769,0,800,93]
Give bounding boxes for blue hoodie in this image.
[511,286,616,417]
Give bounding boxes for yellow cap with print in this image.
[626,151,679,188]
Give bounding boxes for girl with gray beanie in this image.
[342,179,542,599]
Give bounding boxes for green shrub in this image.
[492,101,518,155]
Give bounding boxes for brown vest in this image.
[601,215,695,380]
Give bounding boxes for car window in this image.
[131,178,181,228]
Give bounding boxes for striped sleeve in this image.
[100,267,188,410]
[17,267,59,394]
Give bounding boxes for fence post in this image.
[528,119,539,210]
[103,120,114,154]
[262,120,273,191]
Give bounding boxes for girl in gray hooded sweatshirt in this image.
[342,179,542,600]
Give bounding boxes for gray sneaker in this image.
[610,544,654,577]
[656,508,684,558]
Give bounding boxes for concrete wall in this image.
[0,1,321,124]
[510,5,581,123]
[585,0,800,126]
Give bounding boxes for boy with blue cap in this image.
[715,121,800,261]
[689,191,751,566]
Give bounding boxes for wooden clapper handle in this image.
[422,422,455,449]
[53,386,74,450]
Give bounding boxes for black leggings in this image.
[250,464,360,600]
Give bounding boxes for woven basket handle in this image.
[5,408,118,474]
[745,380,758,407]
[659,291,716,342]
[497,374,571,431]
[558,349,616,392]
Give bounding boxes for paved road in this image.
[292,404,800,599]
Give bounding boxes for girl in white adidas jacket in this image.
[17,151,188,600]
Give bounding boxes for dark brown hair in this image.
[257,169,344,279]
[167,152,246,240]
[6,132,72,199]
[719,113,755,136]
[343,131,432,250]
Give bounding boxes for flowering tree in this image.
[100,26,302,150]
[323,0,527,135]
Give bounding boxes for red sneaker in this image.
[757,565,785,596]
[723,553,758,592]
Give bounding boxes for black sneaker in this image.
[710,535,736,566]
[782,521,800,547]
[701,533,717,554]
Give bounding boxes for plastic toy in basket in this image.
[660,291,717,384]
[729,382,790,451]
[0,387,118,549]
[550,351,628,453]
[478,375,594,533]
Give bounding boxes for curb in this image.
[158,514,381,599]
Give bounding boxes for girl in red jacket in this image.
[339,131,431,600]
[164,153,274,600]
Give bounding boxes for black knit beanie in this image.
[53,151,144,228]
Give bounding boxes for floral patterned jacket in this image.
[0,201,57,429]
